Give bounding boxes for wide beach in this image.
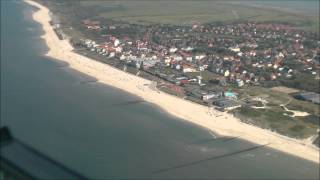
[24,0,319,163]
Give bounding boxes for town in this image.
[50,13,320,143]
[56,18,319,107]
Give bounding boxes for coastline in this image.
[24,0,319,163]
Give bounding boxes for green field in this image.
[79,0,318,31]
[231,86,320,139]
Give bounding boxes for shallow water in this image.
[1,1,319,179]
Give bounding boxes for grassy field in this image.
[231,86,320,139]
[79,0,319,31]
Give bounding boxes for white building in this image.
[229,47,240,52]
[114,39,120,46]
[169,47,178,53]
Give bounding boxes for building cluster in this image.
[70,19,320,108]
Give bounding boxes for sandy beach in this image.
[24,0,319,163]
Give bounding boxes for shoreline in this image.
[24,0,319,163]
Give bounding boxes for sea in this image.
[1,0,319,179]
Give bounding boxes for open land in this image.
[79,0,319,32]
[233,86,320,139]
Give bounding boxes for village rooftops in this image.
[74,18,319,97]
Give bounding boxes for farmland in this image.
[79,0,319,31]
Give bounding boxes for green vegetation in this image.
[232,86,320,139]
[279,73,320,94]
[233,106,318,139]
[286,100,320,117]
[185,71,220,82]
[238,86,291,104]
[79,0,318,31]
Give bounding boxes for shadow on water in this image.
[222,136,242,142]
[108,100,147,107]
[78,79,98,85]
[192,136,242,145]
[49,59,99,85]
[152,143,270,174]
[55,61,69,68]
[51,59,148,105]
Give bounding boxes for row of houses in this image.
[69,18,320,110]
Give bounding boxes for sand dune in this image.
[24,0,319,163]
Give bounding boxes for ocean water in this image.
[1,1,319,179]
